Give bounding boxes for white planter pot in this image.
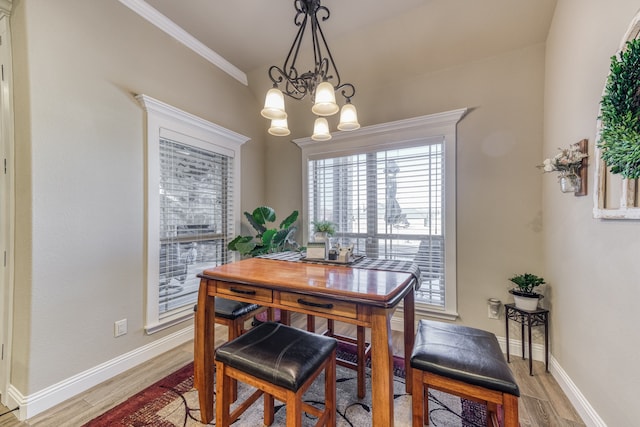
[513,294,540,311]
[313,231,328,242]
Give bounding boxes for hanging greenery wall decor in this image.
[598,38,640,179]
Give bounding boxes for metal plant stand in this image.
[505,303,549,376]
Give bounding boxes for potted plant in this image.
[228,206,300,257]
[508,273,545,311]
[311,219,337,242]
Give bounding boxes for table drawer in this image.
[216,281,273,303]
[280,292,357,319]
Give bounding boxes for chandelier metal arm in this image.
[266,0,355,103]
[337,82,355,101]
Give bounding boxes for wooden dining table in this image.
[194,256,418,426]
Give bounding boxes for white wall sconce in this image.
[539,139,589,196]
[487,298,501,319]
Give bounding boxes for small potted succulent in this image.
[508,273,545,311]
[311,219,337,242]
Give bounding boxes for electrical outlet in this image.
[114,319,127,337]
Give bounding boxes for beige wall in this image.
[264,44,546,337]
[12,0,640,424]
[545,1,640,425]
[10,0,264,394]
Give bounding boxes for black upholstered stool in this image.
[193,299,270,400]
[215,322,337,427]
[410,320,520,427]
[213,297,270,338]
[194,298,270,343]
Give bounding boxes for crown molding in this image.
[118,0,247,86]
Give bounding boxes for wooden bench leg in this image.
[215,361,232,427]
[264,393,274,426]
[503,393,519,427]
[412,369,425,426]
[286,390,303,427]
[326,354,337,426]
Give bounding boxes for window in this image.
[295,110,465,318]
[308,144,444,303]
[138,95,248,333]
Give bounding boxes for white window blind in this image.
[308,143,446,306]
[158,137,234,317]
[138,94,247,333]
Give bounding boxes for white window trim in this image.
[294,109,466,319]
[0,9,16,404]
[137,94,249,333]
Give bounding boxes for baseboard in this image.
[498,338,606,426]
[549,355,607,427]
[8,325,194,421]
[496,335,548,363]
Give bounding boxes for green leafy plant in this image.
[508,273,546,295]
[598,38,640,179]
[228,206,300,256]
[311,219,337,236]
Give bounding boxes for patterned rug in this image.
[84,348,487,426]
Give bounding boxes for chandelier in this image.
[260,0,360,140]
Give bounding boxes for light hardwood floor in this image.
[0,316,585,426]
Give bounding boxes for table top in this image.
[199,257,416,307]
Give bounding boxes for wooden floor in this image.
[0,316,585,426]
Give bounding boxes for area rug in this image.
[84,347,487,426]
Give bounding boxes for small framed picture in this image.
[305,242,327,259]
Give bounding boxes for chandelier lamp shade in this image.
[312,117,331,141]
[260,0,360,140]
[268,118,291,136]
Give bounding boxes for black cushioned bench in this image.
[215,322,337,426]
[410,320,520,427]
[193,300,269,400]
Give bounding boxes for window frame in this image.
[137,95,248,333]
[294,109,466,319]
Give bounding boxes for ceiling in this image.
[140,0,558,86]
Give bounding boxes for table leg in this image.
[544,313,549,372]
[505,308,510,362]
[307,314,316,332]
[403,288,415,395]
[521,320,525,360]
[528,314,533,376]
[280,309,291,325]
[371,307,395,427]
[195,279,216,424]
